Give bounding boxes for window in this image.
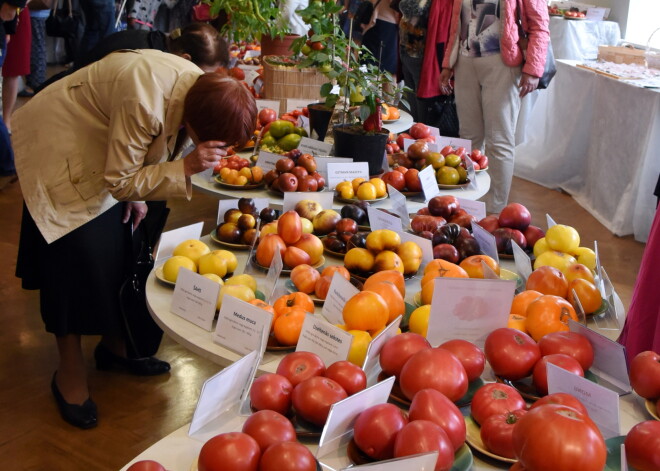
[624,0,660,48]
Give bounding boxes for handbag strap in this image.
[52,0,74,17]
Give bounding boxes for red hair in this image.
[183,74,257,148]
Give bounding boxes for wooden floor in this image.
[0,108,647,469]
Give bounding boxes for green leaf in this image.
[320,82,333,97]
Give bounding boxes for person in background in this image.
[127,0,178,30]
[78,0,116,56]
[2,7,30,132]
[14,50,257,430]
[340,0,362,43]
[361,0,400,88]
[21,0,51,96]
[440,0,549,213]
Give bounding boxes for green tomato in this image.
[277,133,302,151]
[301,44,312,56]
[268,120,295,139]
[320,63,333,73]
[293,127,308,137]
[260,135,277,148]
[349,87,365,103]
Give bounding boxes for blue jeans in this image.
[79,0,116,55]
[0,116,15,176]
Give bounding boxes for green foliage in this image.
[209,0,290,43]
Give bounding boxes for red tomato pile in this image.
[213,155,251,174]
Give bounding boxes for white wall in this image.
[624,0,660,46]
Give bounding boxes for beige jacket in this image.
[14,49,203,244]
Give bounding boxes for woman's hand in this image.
[183,141,228,177]
[519,73,540,98]
[123,202,148,231]
[440,68,453,95]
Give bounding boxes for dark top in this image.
[0,0,28,51]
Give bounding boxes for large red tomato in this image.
[126,461,166,471]
[291,376,347,427]
[512,404,606,471]
[198,432,261,471]
[250,373,293,415]
[276,351,326,387]
[399,348,468,402]
[629,350,660,399]
[258,441,317,471]
[529,392,588,416]
[538,331,594,371]
[438,339,485,382]
[624,420,660,471]
[409,122,432,140]
[324,360,367,396]
[258,108,278,126]
[484,328,541,381]
[393,420,455,471]
[408,388,466,451]
[532,353,584,396]
[353,403,408,460]
[241,410,296,452]
[480,409,527,459]
[379,332,431,378]
[470,383,526,425]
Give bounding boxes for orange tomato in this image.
[526,266,569,298]
[525,295,578,342]
[273,292,315,317]
[510,290,544,317]
[507,314,528,333]
[249,299,277,331]
[363,270,405,298]
[342,291,389,331]
[459,254,500,278]
[290,264,320,294]
[364,281,405,324]
[424,259,469,277]
[567,279,602,315]
[321,265,351,281]
[314,275,332,300]
[273,307,307,346]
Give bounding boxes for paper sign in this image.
[512,241,533,282]
[300,115,310,136]
[256,151,282,172]
[243,69,260,86]
[387,184,411,228]
[428,125,440,139]
[399,231,433,266]
[255,99,281,114]
[546,363,620,439]
[264,250,283,303]
[586,7,606,20]
[297,136,333,156]
[315,157,353,180]
[156,222,204,261]
[286,99,315,114]
[213,295,273,356]
[427,278,515,348]
[403,138,416,152]
[362,316,401,373]
[327,162,370,190]
[436,136,472,153]
[189,350,259,436]
[569,320,632,394]
[463,155,478,191]
[244,49,261,59]
[594,241,605,297]
[170,268,220,331]
[339,453,439,471]
[282,191,334,213]
[457,197,486,221]
[621,444,628,471]
[471,221,499,263]
[368,206,402,231]
[296,313,353,366]
[546,213,557,229]
[419,165,440,201]
[217,199,269,225]
[322,272,360,325]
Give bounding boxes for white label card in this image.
[428,125,440,139]
[217,199,270,226]
[387,184,411,228]
[255,99,281,113]
[569,320,632,394]
[339,453,439,471]
[471,221,499,263]
[362,316,401,373]
[621,444,628,471]
[327,162,370,190]
[297,137,333,156]
[243,49,261,59]
[213,295,273,356]
[595,241,605,297]
[512,240,533,283]
[315,157,353,181]
[456,197,486,220]
[586,7,606,20]
[264,249,283,304]
[368,207,402,231]
[243,69,260,86]
[427,278,515,348]
[170,268,220,331]
[463,155,478,191]
[282,191,334,213]
[436,136,472,154]
[299,115,310,137]
[322,272,360,325]
[256,151,282,172]
[156,222,204,261]
[295,313,353,366]
[419,165,440,201]
[399,231,433,266]
[403,138,416,152]
[546,213,557,229]
[546,363,620,439]
[286,99,314,114]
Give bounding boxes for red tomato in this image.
[276,351,326,387]
[532,353,584,396]
[480,409,527,459]
[291,376,347,427]
[629,350,660,399]
[250,373,293,415]
[438,339,485,382]
[409,122,431,140]
[198,432,261,471]
[241,410,296,452]
[394,420,455,471]
[624,420,660,471]
[453,146,466,157]
[379,332,430,378]
[126,461,166,471]
[512,404,606,471]
[324,360,367,396]
[470,383,526,425]
[258,108,278,126]
[353,403,408,460]
[396,132,412,149]
[484,328,541,381]
[408,388,466,451]
[258,441,317,471]
[440,145,454,156]
[529,392,589,416]
[399,348,468,402]
[538,331,594,371]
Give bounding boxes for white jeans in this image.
[454,53,522,213]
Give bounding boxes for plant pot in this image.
[332,124,389,176]
[307,103,334,141]
[260,34,301,57]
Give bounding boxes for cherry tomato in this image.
[399,347,468,402]
[408,388,466,451]
[529,392,589,416]
[324,361,367,396]
[538,331,594,371]
[259,441,317,471]
[394,420,455,471]
[624,420,660,471]
[353,403,408,460]
[470,383,526,425]
[484,328,541,381]
[629,350,660,399]
[291,376,347,427]
[480,409,527,459]
[532,353,584,396]
[250,373,293,416]
[438,339,485,382]
[241,410,296,452]
[276,351,326,387]
[126,461,166,471]
[198,432,261,471]
[379,332,430,378]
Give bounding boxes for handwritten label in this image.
[256,151,282,172]
[297,137,333,156]
[264,249,283,303]
[282,191,334,213]
[586,7,606,20]
[456,197,486,220]
[170,268,220,331]
[322,272,360,325]
[387,184,411,228]
[362,317,401,373]
[217,199,269,225]
[327,162,370,190]
[419,165,440,201]
[296,313,353,366]
[471,221,499,263]
[213,295,273,356]
[315,157,353,181]
[399,231,433,266]
[436,136,472,153]
[368,207,402,231]
[255,99,281,114]
[512,241,533,283]
[156,222,204,261]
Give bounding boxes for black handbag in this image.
[355,0,381,26]
[427,94,460,138]
[46,0,82,39]
[516,0,556,90]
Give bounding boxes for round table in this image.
[382,109,415,135]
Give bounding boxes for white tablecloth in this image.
[514,60,660,242]
[550,17,621,61]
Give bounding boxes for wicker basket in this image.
[262,56,326,104]
[598,46,646,66]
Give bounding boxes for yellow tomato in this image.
[369,177,387,198]
[408,305,430,337]
[545,224,580,253]
[356,182,377,200]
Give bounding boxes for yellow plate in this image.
[645,399,660,421]
[464,416,517,464]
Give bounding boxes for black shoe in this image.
[18,89,34,98]
[94,344,171,376]
[50,373,97,429]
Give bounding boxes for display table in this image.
[514,60,660,243]
[549,17,621,61]
[383,109,415,135]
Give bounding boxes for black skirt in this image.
[16,203,131,337]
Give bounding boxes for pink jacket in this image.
[442,0,550,78]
